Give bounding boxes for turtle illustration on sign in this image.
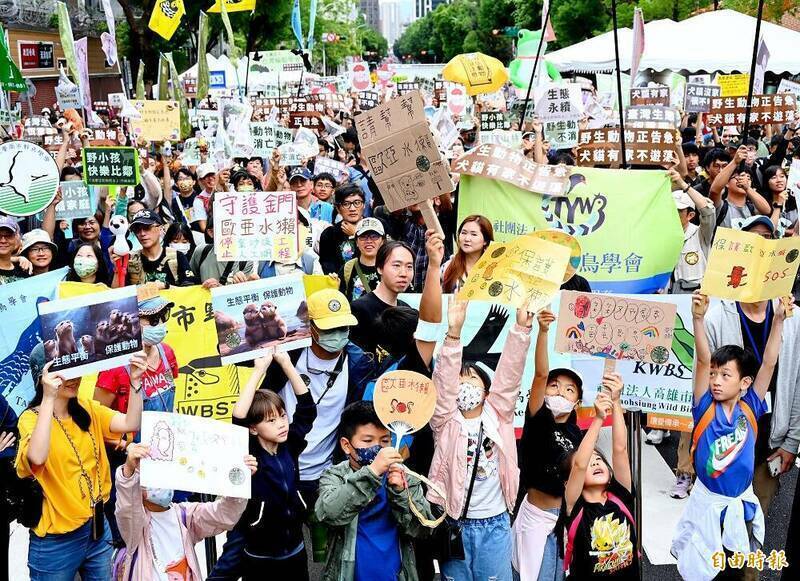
[0,141,59,216]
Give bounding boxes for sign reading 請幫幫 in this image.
[457,167,683,293]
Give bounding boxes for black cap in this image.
[129,209,163,229]
[547,368,584,399]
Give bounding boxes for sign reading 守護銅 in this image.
[82,147,140,186]
[456,167,683,294]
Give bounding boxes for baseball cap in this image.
[307,289,358,330]
[129,209,163,229]
[196,163,216,179]
[288,167,312,182]
[738,215,775,236]
[21,229,57,254]
[356,217,385,237]
[672,190,695,211]
[0,216,20,234]
[547,368,584,399]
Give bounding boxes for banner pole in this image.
[742,0,766,142]
[518,2,552,128]
[610,0,628,168]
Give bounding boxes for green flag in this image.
[56,1,79,87]
[158,54,170,101]
[196,11,210,102]
[219,0,241,62]
[136,60,145,99]
[0,23,26,92]
[166,53,191,140]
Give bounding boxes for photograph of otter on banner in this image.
[211,274,311,365]
[37,286,141,379]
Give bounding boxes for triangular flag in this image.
[148,0,185,41]
[219,0,242,61]
[196,12,210,102]
[136,60,146,100]
[56,2,79,87]
[0,23,26,92]
[100,0,118,65]
[207,0,256,12]
[291,0,304,50]
[542,0,556,42]
[166,52,192,140]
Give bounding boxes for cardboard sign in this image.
[373,370,437,433]
[313,156,349,183]
[213,190,298,263]
[577,128,678,167]
[446,83,469,117]
[129,100,180,142]
[707,94,797,127]
[181,138,201,166]
[55,182,96,220]
[140,411,251,498]
[625,105,680,128]
[479,111,510,132]
[250,123,293,157]
[82,147,140,186]
[544,119,579,149]
[210,275,311,365]
[0,141,60,217]
[701,227,800,302]
[684,84,722,113]
[716,73,750,97]
[630,86,670,106]
[451,143,569,195]
[37,286,142,380]
[55,76,83,110]
[459,235,571,312]
[355,91,454,211]
[555,290,677,364]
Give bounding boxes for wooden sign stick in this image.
[419,198,444,238]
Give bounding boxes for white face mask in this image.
[169,242,191,254]
[545,395,577,416]
[457,382,484,412]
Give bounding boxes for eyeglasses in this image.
[338,200,364,209]
[142,309,171,326]
[29,245,52,254]
[358,232,382,241]
[316,182,334,189]
[79,220,99,228]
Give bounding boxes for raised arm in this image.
[416,230,445,367]
[753,298,789,400]
[745,184,771,216]
[232,355,272,420]
[710,146,747,207]
[692,292,711,401]
[487,308,533,419]
[115,443,149,550]
[24,363,58,467]
[109,352,145,434]
[606,372,631,492]
[430,297,467,432]
[565,393,612,514]
[528,308,555,415]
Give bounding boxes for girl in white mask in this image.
[427,297,534,581]
[513,308,584,581]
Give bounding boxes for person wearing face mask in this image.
[315,400,434,581]
[163,223,197,261]
[514,309,584,581]
[231,170,262,193]
[427,297,534,581]
[114,442,255,580]
[66,242,112,287]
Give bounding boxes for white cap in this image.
[356,217,385,237]
[196,163,216,179]
[672,190,695,210]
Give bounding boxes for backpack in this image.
[112,504,187,581]
[689,398,758,457]
[563,492,636,572]
[197,244,245,286]
[342,258,373,299]
[715,197,757,228]
[127,248,180,285]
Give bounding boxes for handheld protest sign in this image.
[373,369,447,529]
[531,230,582,283]
[0,141,59,216]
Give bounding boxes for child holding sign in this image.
[671,292,787,581]
[427,297,533,581]
[561,373,639,580]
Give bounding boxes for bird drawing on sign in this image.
[0,297,48,401]
[0,152,48,204]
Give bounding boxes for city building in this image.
[416,0,449,18]
[360,0,381,31]
[379,0,415,48]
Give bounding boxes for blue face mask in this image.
[145,487,174,508]
[352,443,382,466]
[316,328,349,353]
[142,324,167,346]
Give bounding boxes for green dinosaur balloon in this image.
[508,29,562,90]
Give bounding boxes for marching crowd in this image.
[0,83,800,581]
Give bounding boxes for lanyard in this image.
[737,301,771,365]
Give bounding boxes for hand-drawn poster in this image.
[250,123,293,157]
[37,286,142,379]
[140,411,251,498]
[355,91,454,211]
[372,370,436,435]
[459,235,571,312]
[129,100,180,142]
[701,227,800,302]
[211,275,311,365]
[213,190,298,263]
[555,290,677,364]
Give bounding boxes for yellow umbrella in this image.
[442,52,509,96]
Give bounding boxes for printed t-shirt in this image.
[0,265,29,285]
[355,481,401,581]
[564,479,639,579]
[96,343,179,413]
[692,388,766,522]
[463,415,505,519]
[520,405,583,497]
[150,508,190,580]
[15,397,116,536]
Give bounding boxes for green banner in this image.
[196,11,210,102]
[219,0,241,63]
[166,53,191,139]
[0,23,25,92]
[82,147,141,187]
[457,168,683,293]
[136,59,146,100]
[57,2,79,88]
[158,54,170,101]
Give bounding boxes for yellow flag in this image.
[207,0,256,12]
[149,0,186,41]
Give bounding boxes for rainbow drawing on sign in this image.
[566,326,581,339]
[642,326,659,338]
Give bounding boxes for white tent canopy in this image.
[547,10,800,75]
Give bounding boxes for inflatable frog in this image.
[508,29,562,89]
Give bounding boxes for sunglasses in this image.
[142,309,171,326]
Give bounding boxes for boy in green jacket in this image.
[315,401,433,581]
